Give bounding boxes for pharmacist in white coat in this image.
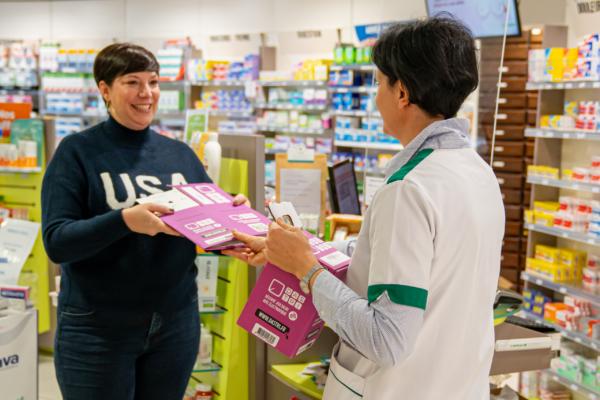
[224,16,505,400]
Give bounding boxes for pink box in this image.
[162,183,273,250]
[237,231,350,358]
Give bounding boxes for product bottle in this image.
[203,132,221,184]
[197,326,213,364]
[194,384,212,400]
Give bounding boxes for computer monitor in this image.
[425,0,522,39]
[328,159,361,216]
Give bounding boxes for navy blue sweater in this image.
[42,116,211,313]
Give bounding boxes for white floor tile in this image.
[39,355,62,400]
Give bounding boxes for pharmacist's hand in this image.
[221,230,267,267]
[232,194,251,208]
[122,203,183,237]
[264,218,318,280]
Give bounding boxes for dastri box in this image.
[237,231,350,358]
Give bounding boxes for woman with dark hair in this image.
[41,43,249,400]
[225,16,505,399]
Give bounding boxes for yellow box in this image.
[558,248,588,267]
[535,245,560,264]
[534,201,560,212]
[526,258,538,274]
[543,167,560,179]
[540,115,550,128]
[564,48,578,80]
[545,48,564,82]
[524,209,534,223]
[527,165,540,177]
[533,210,555,226]
[562,169,573,181]
[549,115,563,128]
[565,101,579,116]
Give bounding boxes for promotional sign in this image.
[0,103,31,138]
[9,119,44,168]
[184,110,208,142]
[237,231,350,358]
[0,310,37,400]
[136,183,272,250]
[0,219,41,286]
[355,22,399,43]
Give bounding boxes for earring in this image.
[107,100,111,113]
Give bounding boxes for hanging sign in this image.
[0,103,31,138]
[184,110,208,142]
[355,22,403,42]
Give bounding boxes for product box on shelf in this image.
[237,230,351,358]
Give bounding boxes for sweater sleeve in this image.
[41,136,131,264]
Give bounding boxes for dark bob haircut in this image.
[372,15,478,119]
[93,43,159,87]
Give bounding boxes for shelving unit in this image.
[522,311,600,351]
[527,81,600,90]
[328,86,376,93]
[541,369,600,400]
[254,102,327,111]
[527,176,600,193]
[334,140,402,151]
[258,80,327,87]
[524,222,600,246]
[257,126,328,134]
[521,271,600,306]
[330,64,375,71]
[329,109,381,117]
[525,128,600,140]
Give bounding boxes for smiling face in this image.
[99,71,160,131]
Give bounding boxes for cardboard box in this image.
[323,214,363,242]
[237,231,350,358]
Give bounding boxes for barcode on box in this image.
[248,223,269,233]
[252,323,279,347]
[320,251,351,267]
[296,339,316,356]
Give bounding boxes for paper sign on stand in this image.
[364,176,385,206]
[184,109,208,142]
[0,219,41,285]
[279,169,321,216]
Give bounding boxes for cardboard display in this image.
[237,231,350,358]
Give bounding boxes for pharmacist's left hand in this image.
[233,194,251,208]
[264,217,318,280]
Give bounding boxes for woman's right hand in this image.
[122,203,182,237]
[222,230,267,267]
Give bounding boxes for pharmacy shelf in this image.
[259,81,328,87]
[541,369,600,399]
[199,306,226,315]
[336,128,380,135]
[190,80,249,87]
[0,86,36,91]
[330,64,376,71]
[527,176,600,193]
[192,361,222,373]
[525,222,600,246]
[334,140,403,151]
[40,68,92,73]
[39,110,106,118]
[521,271,600,306]
[254,102,327,111]
[329,109,381,117]
[522,311,600,352]
[155,109,254,118]
[525,128,600,141]
[0,88,39,95]
[257,126,328,134]
[329,86,377,93]
[265,148,287,154]
[41,91,101,96]
[526,81,600,90]
[0,167,42,174]
[270,363,324,400]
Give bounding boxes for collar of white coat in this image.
[384,117,471,181]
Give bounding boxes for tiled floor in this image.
[39,355,62,400]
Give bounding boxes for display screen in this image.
[333,162,361,215]
[425,0,521,38]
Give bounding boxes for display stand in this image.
[0,118,55,334]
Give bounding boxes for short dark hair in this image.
[372,15,479,119]
[93,43,159,87]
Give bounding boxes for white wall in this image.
[0,0,578,65]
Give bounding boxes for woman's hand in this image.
[221,230,267,267]
[233,194,251,208]
[264,218,319,280]
[122,203,182,237]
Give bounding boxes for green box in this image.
[343,46,356,65]
[355,48,364,64]
[363,46,372,64]
[334,47,344,65]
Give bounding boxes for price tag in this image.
[337,88,349,93]
[523,275,529,281]
[573,184,580,190]
[580,82,587,88]
[553,376,559,382]
[286,104,292,109]
[542,179,549,185]
[566,83,574,88]
[575,336,582,343]
[593,188,600,193]
[590,394,596,400]
[545,84,552,89]
[226,112,232,116]
[546,131,554,137]
[560,287,567,294]
[557,83,565,89]
[536,279,543,285]
[281,82,288,86]
[561,331,568,337]
[578,133,586,139]
[562,232,569,238]
[303,82,309,86]
[571,384,578,391]
[594,82,600,88]
[593,342,598,350]
[563,134,570,139]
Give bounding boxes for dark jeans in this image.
[55,299,200,400]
